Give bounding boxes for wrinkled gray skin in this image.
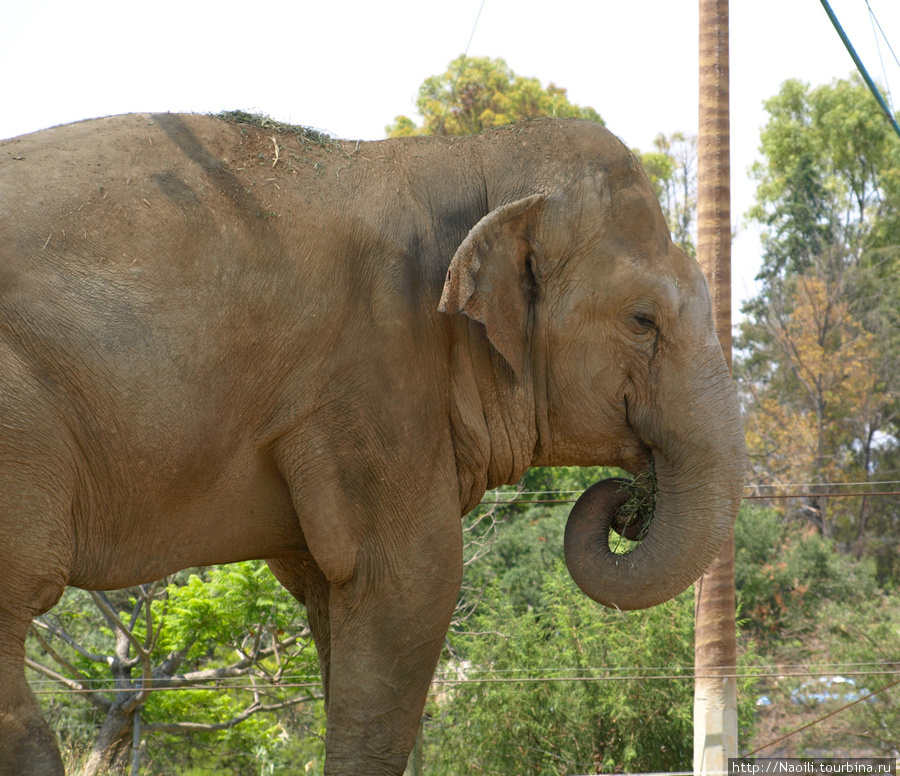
[0,115,745,775]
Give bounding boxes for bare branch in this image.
[32,617,109,665]
[152,633,307,688]
[25,658,112,712]
[140,583,159,652]
[29,624,93,683]
[90,592,150,663]
[89,591,155,713]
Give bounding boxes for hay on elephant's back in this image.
[217,110,339,149]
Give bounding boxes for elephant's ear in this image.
[438,194,545,378]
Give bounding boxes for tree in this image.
[386,55,603,137]
[639,132,698,254]
[739,269,892,540]
[734,502,878,639]
[27,562,323,775]
[738,75,900,567]
[748,75,900,277]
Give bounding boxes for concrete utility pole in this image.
[694,0,739,770]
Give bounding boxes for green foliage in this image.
[162,563,299,661]
[734,503,878,639]
[146,692,290,775]
[747,73,900,298]
[460,467,624,613]
[437,571,694,773]
[517,465,621,496]
[30,589,114,755]
[29,562,323,775]
[752,150,834,282]
[749,74,900,273]
[432,566,758,774]
[144,565,322,773]
[386,55,603,137]
[463,502,569,614]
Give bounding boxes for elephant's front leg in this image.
[322,507,463,776]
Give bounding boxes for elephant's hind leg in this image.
[0,477,71,776]
[0,401,74,774]
[0,612,66,776]
[0,530,69,776]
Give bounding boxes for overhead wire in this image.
[750,478,900,488]
[437,0,487,135]
[488,479,900,495]
[25,660,900,683]
[865,0,899,115]
[479,491,900,506]
[819,0,900,139]
[29,669,900,760]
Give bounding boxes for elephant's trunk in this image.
[564,357,745,611]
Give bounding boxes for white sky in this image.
[2,0,899,316]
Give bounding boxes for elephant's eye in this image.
[633,313,657,332]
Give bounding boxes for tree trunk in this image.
[694,0,739,769]
[131,706,142,776]
[403,720,424,776]
[83,624,140,776]
[83,705,134,776]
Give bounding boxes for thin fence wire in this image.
[26,659,900,684]
[478,480,900,506]
[481,491,900,505]
[744,675,900,756]
[28,665,900,695]
[494,479,900,495]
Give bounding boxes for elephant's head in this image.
[440,121,745,611]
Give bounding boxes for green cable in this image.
[819,0,900,141]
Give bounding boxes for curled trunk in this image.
[564,372,745,611]
[565,467,741,610]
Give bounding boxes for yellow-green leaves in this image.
[386,55,603,138]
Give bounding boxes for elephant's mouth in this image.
[609,460,657,543]
[618,393,655,474]
[606,402,656,544]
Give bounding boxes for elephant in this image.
[0,112,745,775]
